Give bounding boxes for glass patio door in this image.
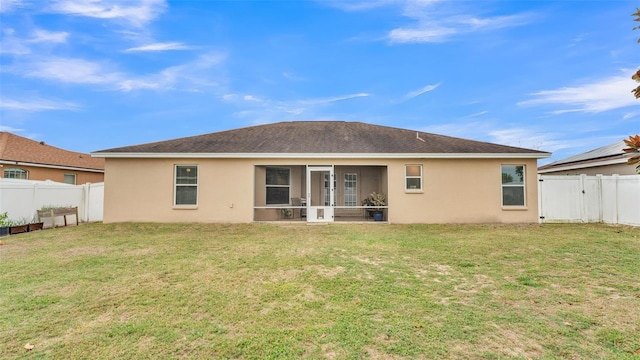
[306,166,334,223]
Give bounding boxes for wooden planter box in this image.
[37,207,79,229]
[28,222,44,231]
[9,224,29,235]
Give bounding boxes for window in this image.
[405,165,422,190]
[266,167,290,205]
[63,174,76,185]
[4,168,28,179]
[175,165,198,206]
[501,165,525,206]
[344,173,357,206]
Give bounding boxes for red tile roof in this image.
[0,132,105,171]
[94,121,550,157]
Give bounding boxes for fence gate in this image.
[538,174,640,226]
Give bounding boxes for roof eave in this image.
[0,160,105,173]
[92,152,551,159]
[537,157,628,173]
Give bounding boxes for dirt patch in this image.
[305,265,345,278]
[64,247,106,255]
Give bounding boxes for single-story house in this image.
[538,141,636,175]
[92,121,550,224]
[0,132,105,184]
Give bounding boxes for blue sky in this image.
[1,0,638,164]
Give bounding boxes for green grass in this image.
[1,223,639,359]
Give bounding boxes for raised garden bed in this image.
[37,207,79,229]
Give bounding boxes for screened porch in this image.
[253,165,388,223]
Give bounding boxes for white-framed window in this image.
[63,173,76,185]
[501,165,525,206]
[266,167,290,205]
[405,165,422,191]
[4,168,28,179]
[174,165,198,206]
[344,173,357,207]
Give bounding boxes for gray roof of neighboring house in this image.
[93,121,550,157]
[538,141,627,171]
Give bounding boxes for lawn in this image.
[0,223,639,359]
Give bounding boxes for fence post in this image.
[612,174,619,225]
[537,174,544,223]
[579,174,586,223]
[82,183,90,222]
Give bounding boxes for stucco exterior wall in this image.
[0,164,104,184]
[103,157,540,224]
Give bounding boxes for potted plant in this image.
[361,192,386,221]
[0,212,9,237]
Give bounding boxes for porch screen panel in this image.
[266,167,290,205]
[344,173,357,206]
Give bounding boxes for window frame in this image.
[343,172,357,207]
[405,164,423,191]
[501,164,526,207]
[63,173,77,185]
[4,168,28,179]
[266,167,291,205]
[174,165,198,207]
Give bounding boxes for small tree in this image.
[623,135,640,174]
[633,8,640,98]
[626,11,640,174]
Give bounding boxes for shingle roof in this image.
[94,121,549,157]
[538,141,626,171]
[0,132,105,171]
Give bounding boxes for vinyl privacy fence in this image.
[538,174,640,226]
[0,178,104,223]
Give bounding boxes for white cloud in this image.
[0,0,25,12]
[0,125,25,132]
[303,93,370,104]
[225,92,371,121]
[0,97,80,111]
[20,57,122,85]
[48,0,167,26]
[518,75,638,113]
[405,83,440,99]
[0,29,30,55]
[389,12,533,43]
[11,51,226,92]
[29,29,69,43]
[464,110,488,118]
[125,42,192,52]
[321,0,396,12]
[327,0,534,44]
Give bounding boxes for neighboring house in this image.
[538,141,636,176]
[92,121,550,224]
[0,132,105,184]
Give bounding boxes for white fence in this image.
[0,178,104,223]
[538,174,640,226]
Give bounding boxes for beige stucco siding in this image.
[387,158,539,223]
[103,157,540,224]
[0,164,104,184]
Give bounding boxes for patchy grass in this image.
[0,223,639,359]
